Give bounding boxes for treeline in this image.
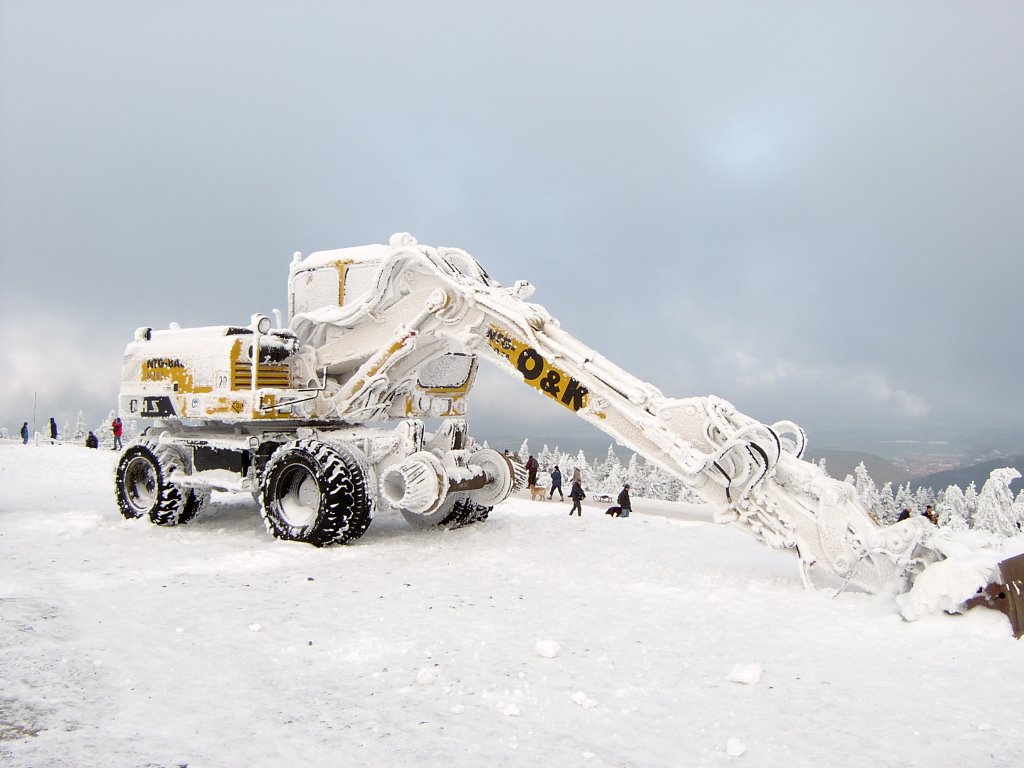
[2,411,140,448]
[502,440,706,504]
[507,440,1024,538]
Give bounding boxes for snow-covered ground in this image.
[1,444,1021,768]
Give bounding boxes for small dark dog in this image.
[605,506,622,517]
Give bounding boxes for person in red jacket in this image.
[111,417,123,450]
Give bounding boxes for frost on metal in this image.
[114,233,1020,617]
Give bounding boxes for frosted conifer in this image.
[973,468,1021,537]
[935,485,969,530]
[963,482,979,526]
[517,440,530,465]
[854,462,881,517]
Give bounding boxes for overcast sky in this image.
[2,1,1022,447]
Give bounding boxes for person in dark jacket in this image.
[85,432,99,449]
[20,422,29,444]
[525,455,539,487]
[896,508,911,522]
[549,465,564,501]
[617,484,632,518]
[569,479,585,516]
[49,417,58,441]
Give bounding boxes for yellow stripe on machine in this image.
[485,325,589,412]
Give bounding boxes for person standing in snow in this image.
[85,432,99,449]
[20,422,29,444]
[49,417,58,441]
[111,417,123,450]
[569,479,585,516]
[525,454,539,487]
[571,466,581,485]
[617,483,633,518]
[549,465,564,501]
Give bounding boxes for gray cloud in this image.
[2,1,1022,443]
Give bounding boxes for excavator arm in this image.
[289,234,941,594]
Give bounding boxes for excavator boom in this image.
[287,234,939,593]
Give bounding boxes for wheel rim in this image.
[276,465,321,528]
[123,455,159,515]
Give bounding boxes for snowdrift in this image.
[1,444,1022,767]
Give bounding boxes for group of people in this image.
[896,504,939,525]
[521,453,633,519]
[17,416,122,450]
[20,417,61,444]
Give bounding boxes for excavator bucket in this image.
[962,552,1024,639]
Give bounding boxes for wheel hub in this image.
[123,455,158,515]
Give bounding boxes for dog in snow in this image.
[529,485,547,502]
[605,506,622,517]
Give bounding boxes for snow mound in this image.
[725,737,746,757]
[895,553,1001,622]
[571,691,598,709]
[726,663,763,685]
[535,639,561,658]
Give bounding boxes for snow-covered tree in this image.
[877,482,897,524]
[647,464,679,501]
[913,485,935,511]
[94,410,117,449]
[597,454,626,497]
[572,449,591,487]
[894,483,915,517]
[973,468,1021,537]
[935,485,969,530]
[597,445,621,484]
[963,482,979,526]
[676,483,705,503]
[817,457,828,477]
[517,440,530,465]
[538,444,557,470]
[72,411,88,442]
[1011,490,1024,535]
[624,454,641,490]
[854,462,881,517]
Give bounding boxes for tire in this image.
[401,493,491,530]
[440,497,491,529]
[260,439,374,546]
[179,488,211,524]
[114,439,205,526]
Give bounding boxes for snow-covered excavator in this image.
[114,233,1024,627]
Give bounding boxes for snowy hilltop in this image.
[2,443,1023,768]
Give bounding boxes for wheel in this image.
[440,497,491,529]
[179,488,211,524]
[260,439,374,546]
[114,439,206,526]
[401,493,491,530]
